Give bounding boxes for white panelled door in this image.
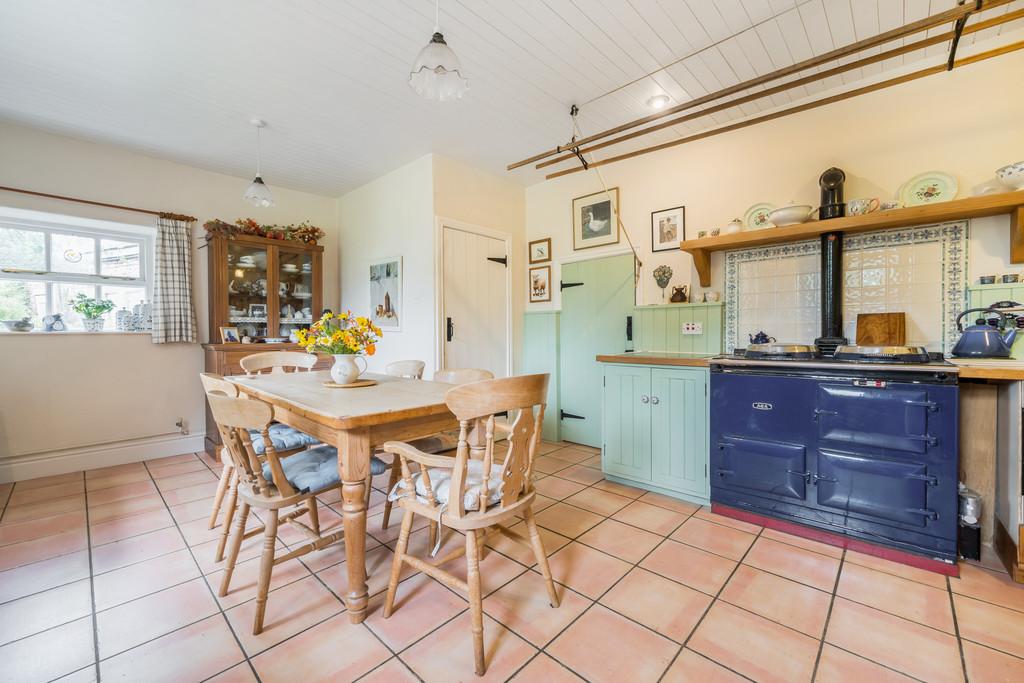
[441,225,509,377]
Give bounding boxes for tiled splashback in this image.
[725,222,967,353]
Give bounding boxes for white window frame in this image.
[0,207,155,326]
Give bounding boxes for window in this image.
[0,210,153,331]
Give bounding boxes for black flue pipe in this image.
[815,232,848,354]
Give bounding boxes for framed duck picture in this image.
[651,206,685,252]
[572,188,619,251]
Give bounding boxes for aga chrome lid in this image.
[833,345,928,357]
[744,343,819,356]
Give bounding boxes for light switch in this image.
[682,322,703,335]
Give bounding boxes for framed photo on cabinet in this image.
[651,206,685,252]
[529,237,551,264]
[572,188,619,251]
[529,265,551,303]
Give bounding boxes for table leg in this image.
[338,428,370,623]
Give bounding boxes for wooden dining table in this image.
[228,369,459,624]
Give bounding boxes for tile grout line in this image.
[809,548,846,681]
[79,469,102,683]
[137,454,265,683]
[948,574,970,682]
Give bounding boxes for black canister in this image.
[818,167,846,220]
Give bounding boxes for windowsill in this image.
[0,330,153,336]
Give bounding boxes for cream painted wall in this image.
[525,50,1024,311]
[337,155,437,374]
[0,122,340,479]
[336,153,526,377]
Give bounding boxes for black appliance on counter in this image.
[711,344,960,564]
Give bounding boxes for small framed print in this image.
[651,206,685,252]
[572,188,620,251]
[248,303,267,319]
[529,265,551,303]
[220,326,240,344]
[529,237,551,264]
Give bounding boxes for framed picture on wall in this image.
[529,237,551,264]
[572,188,620,251]
[369,256,402,331]
[529,265,551,303]
[651,206,685,252]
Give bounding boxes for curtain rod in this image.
[0,185,196,223]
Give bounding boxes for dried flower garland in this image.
[203,218,326,245]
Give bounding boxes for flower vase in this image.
[83,318,106,332]
[330,354,367,385]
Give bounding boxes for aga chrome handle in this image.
[640,395,650,404]
[650,396,660,405]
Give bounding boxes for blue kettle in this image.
[951,308,1018,358]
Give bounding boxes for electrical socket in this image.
[681,322,703,335]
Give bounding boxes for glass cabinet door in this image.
[277,248,314,339]
[227,243,269,338]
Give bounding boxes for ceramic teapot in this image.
[670,285,689,303]
[749,331,776,345]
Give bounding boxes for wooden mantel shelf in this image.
[681,189,1024,286]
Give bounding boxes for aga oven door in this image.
[714,435,808,501]
[815,449,936,527]
[815,383,938,454]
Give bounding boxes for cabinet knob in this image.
[640,395,650,403]
[650,396,660,405]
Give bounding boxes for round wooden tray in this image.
[322,379,378,389]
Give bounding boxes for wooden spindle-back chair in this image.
[200,372,316,563]
[207,392,345,635]
[385,359,426,379]
[239,350,317,375]
[381,373,558,676]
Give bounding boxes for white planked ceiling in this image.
[0,0,1020,196]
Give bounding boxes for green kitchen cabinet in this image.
[602,363,709,504]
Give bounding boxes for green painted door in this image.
[602,364,652,481]
[559,254,635,447]
[651,368,709,497]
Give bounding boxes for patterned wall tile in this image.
[724,221,967,353]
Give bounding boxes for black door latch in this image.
[446,317,454,342]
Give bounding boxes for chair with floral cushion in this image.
[381,373,558,676]
[378,368,496,535]
[207,391,345,635]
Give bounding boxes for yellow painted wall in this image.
[525,49,1024,309]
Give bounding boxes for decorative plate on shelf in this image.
[898,171,958,206]
[743,203,776,230]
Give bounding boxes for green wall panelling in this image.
[522,311,560,441]
[967,284,1024,359]
[633,303,724,354]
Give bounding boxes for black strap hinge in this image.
[486,256,508,266]
[561,280,584,291]
[560,410,585,420]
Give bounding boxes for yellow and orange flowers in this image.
[295,310,382,356]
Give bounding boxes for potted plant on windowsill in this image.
[72,294,115,332]
[294,310,382,385]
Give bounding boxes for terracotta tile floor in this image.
[2,442,1024,682]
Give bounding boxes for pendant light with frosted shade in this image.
[242,119,275,208]
[408,0,468,101]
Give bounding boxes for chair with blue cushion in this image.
[207,391,345,635]
[200,373,320,563]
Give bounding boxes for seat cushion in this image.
[369,456,388,476]
[248,424,318,455]
[261,445,340,493]
[401,459,505,511]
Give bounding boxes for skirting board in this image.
[0,431,207,484]
[602,473,710,507]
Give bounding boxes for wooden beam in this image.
[535,8,1024,170]
[507,0,1011,171]
[544,40,1024,180]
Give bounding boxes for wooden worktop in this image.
[596,352,713,367]
[950,360,1024,381]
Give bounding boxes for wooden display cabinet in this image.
[202,233,331,454]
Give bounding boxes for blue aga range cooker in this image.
[710,344,959,564]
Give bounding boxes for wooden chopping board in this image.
[856,312,906,346]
